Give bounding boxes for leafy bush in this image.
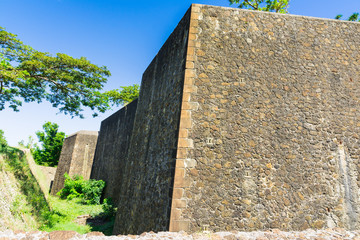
[101,198,117,220]
[0,129,8,152]
[58,174,105,205]
[33,122,65,166]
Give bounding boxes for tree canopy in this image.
[105,84,139,106]
[32,122,65,167]
[0,26,139,118]
[229,0,290,13]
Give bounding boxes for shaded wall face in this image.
[69,133,98,179]
[112,10,191,235]
[50,132,98,196]
[183,6,360,231]
[90,99,138,206]
[50,135,77,195]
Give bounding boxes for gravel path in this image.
[1,228,360,240]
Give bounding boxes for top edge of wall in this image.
[100,98,138,126]
[67,130,99,138]
[191,3,360,25]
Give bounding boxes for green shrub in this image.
[101,198,116,220]
[58,174,105,205]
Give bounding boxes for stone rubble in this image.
[0,229,360,240]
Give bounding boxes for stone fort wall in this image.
[51,131,98,195]
[90,99,138,206]
[52,4,360,235]
[174,4,360,232]
[111,8,191,234]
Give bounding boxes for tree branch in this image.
[31,75,63,90]
[244,0,258,10]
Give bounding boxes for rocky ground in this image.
[1,228,360,240]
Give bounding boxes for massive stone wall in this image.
[86,4,360,235]
[112,9,191,235]
[90,99,138,205]
[172,4,360,233]
[51,131,98,195]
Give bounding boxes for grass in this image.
[2,147,51,227]
[0,146,116,235]
[0,154,38,231]
[41,196,103,234]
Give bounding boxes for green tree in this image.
[105,84,139,106]
[0,26,112,118]
[33,122,65,166]
[1,26,140,117]
[0,129,8,152]
[335,13,360,22]
[229,0,290,13]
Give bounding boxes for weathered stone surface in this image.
[112,7,191,235]
[92,3,360,235]
[51,131,98,195]
[181,4,360,233]
[2,229,360,239]
[86,231,105,237]
[48,230,78,240]
[91,100,137,206]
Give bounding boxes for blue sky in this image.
[1,0,360,146]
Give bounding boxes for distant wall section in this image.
[90,99,138,205]
[50,131,98,195]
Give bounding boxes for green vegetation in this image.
[0,26,139,117]
[0,152,38,230]
[0,130,115,235]
[229,0,290,13]
[47,176,114,235]
[42,196,104,234]
[0,129,7,151]
[101,198,117,220]
[58,174,105,205]
[105,84,139,106]
[335,13,360,22]
[0,26,111,117]
[0,145,52,228]
[33,122,65,167]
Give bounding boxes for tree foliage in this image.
[335,13,360,22]
[0,129,8,152]
[105,84,139,106]
[0,26,140,117]
[33,122,65,167]
[0,26,113,117]
[229,0,290,13]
